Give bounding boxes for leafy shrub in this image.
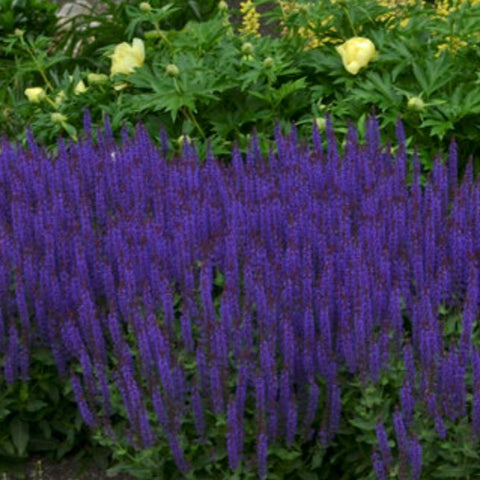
[0,348,105,477]
[1,115,480,478]
[2,0,480,171]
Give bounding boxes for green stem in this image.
[147,11,172,49]
[182,107,206,139]
[22,39,55,91]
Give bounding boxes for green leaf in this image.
[25,399,48,412]
[311,447,325,469]
[349,416,377,431]
[412,57,456,97]
[270,78,307,106]
[10,417,29,456]
[420,117,454,140]
[270,446,301,461]
[432,465,476,478]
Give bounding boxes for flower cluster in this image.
[279,1,338,50]
[238,0,261,37]
[0,115,479,477]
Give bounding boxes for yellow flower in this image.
[110,38,145,76]
[24,87,46,103]
[336,37,376,75]
[238,0,261,37]
[436,35,468,56]
[74,79,87,95]
[279,2,337,50]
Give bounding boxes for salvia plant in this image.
[1,114,480,479]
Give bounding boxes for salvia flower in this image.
[1,112,479,476]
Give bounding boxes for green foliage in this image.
[0,348,102,477]
[0,0,58,38]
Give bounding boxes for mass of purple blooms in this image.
[0,113,479,478]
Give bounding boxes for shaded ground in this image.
[1,455,134,480]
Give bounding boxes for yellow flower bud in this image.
[51,112,68,124]
[55,91,66,106]
[177,134,191,145]
[87,73,109,85]
[316,100,327,111]
[336,37,376,75]
[14,28,24,37]
[218,0,228,11]
[110,38,145,76]
[315,117,326,130]
[165,64,180,77]
[241,42,254,55]
[24,87,46,103]
[74,79,87,95]
[139,2,152,12]
[407,96,425,111]
[263,57,274,68]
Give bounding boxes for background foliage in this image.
[1,0,480,171]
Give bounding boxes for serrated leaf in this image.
[412,57,456,97]
[271,78,307,106]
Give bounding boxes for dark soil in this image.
[1,455,134,480]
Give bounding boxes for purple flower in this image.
[302,381,319,441]
[400,381,415,425]
[372,450,388,480]
[393,410,408,456]
[408,435,422,480]
[227,397,240,471]
[4,112,480,475]
[70,373,97,427]
[471,348,480,436]
[257,432,268,480]
[376,421,393,466]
